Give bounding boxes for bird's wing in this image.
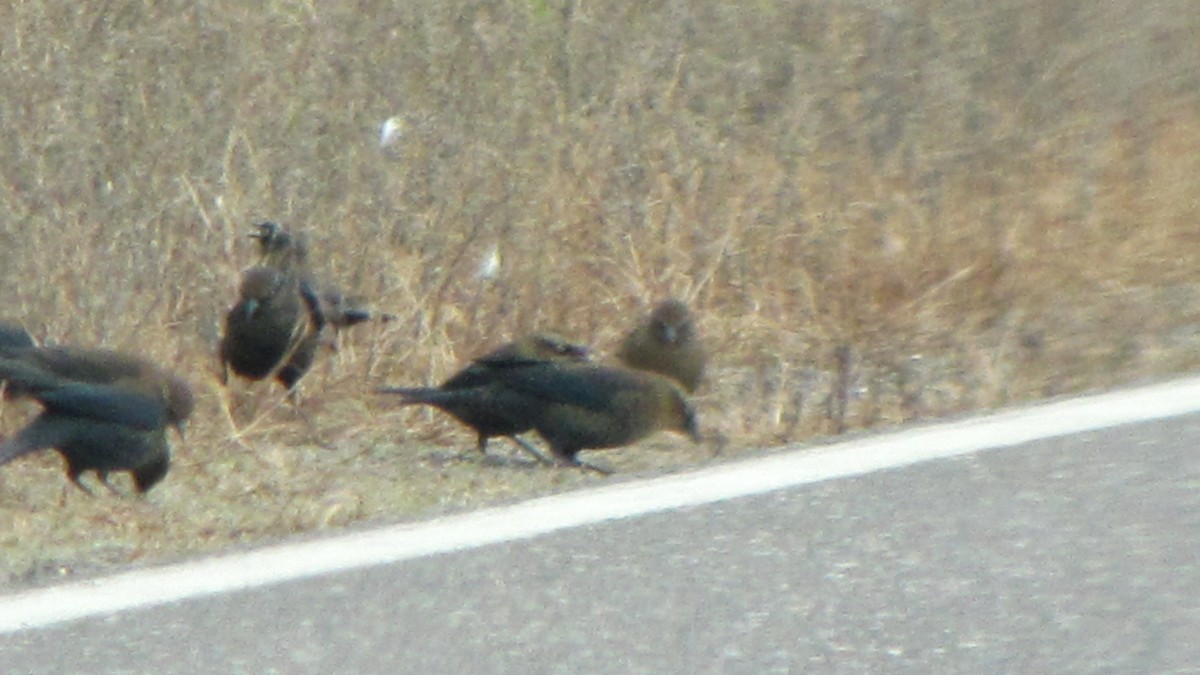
[35,383,168,431]
[498,365,624,412]
[22,347,143,383]
[298,278,327,331]
[439,362,499,389]
[0,356,67,396]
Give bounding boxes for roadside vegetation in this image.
[1,0,1198,587]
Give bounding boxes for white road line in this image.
[3,375,1200,634]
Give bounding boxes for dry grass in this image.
[1,0,1199,588]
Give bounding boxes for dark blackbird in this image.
[0,345,195,432]
[219,265,323,391]
[377,332,590,462]
[0,359,177,494]
[493,362,701,472]
[617,299,706,393]
[250,221,393,331]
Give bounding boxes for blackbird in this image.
[377,332,590,462]
[0,345,194,431]
[493,361,702,472]
[219,265,323,391]
[0,358,181,494]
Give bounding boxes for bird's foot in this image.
[555,456,613,476]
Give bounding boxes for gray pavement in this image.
[1,413,1198,673]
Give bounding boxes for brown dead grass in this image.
[1,0,1199,587]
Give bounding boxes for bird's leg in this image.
[67,469,96,497]
[508,436,555,466]
[574,459,614,476]
[96,472,126,497]
[285,383,303,406]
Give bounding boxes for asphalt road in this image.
[1,399,1198,673]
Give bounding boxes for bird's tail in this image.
[0,422,55,467]
[0,322,35,352]
[332,307,397,329]
[376,386,457,407]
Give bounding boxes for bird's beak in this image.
[172,420,187,441]
[248,223,272,240]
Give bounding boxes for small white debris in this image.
[379,116,405,149]
[476,245,501,281]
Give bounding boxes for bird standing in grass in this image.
[492,361,702,473]
[0,350,192,495]
[377,332,590,463]
[219,265,324,392]
[617,299,706,393]
[0,327,194,435]
[220,222,330,391]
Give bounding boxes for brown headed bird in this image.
[617,299,706,393]
[492,362,702,473]
[0,352,191,494]
[377,333,590,463]
[219,265,324,392]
